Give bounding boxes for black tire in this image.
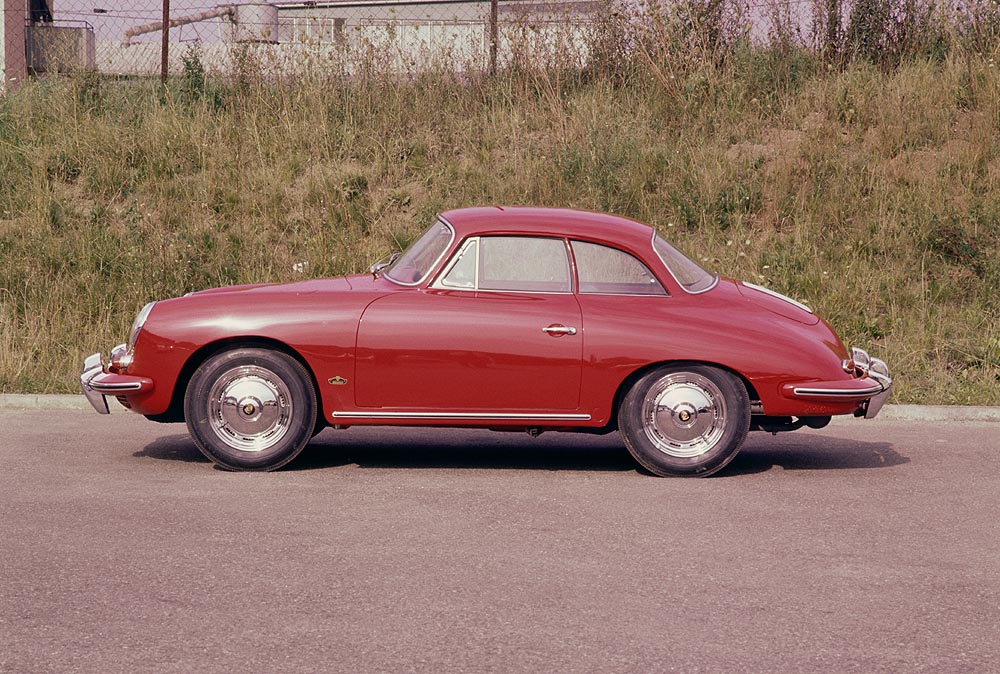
[618,364,750,477]
[184,348,317,471]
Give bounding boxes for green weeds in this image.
[0,33,998,402]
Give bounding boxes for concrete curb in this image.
[1,394,999,421]
[876,404,1000,423]
[0,394,127,413]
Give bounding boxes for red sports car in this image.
[81,207,891,476]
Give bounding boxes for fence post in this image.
[489,0,498,75]
[160,0,170,86]
[3,0,28,90]
[824,0,840,62]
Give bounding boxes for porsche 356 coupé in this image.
[82,207,891,476]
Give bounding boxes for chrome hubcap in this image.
[641,372,727,458]
[208,365,293,453]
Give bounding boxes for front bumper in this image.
[80,350,154,414]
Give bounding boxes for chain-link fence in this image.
[4,0,609,85]
[4,1,999,89]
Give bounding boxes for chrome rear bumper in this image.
[860,361,892,419]
[862,382,892,419]
[781,350,892,420]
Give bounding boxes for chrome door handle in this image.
[542,325,577,336]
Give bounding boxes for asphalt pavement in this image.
[2,410,998,673]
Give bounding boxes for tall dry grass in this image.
[0,8,998,403]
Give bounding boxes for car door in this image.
[354,236,583,412]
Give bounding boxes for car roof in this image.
[439,206,657,251]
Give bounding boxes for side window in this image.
[572,241,667,295]
[479,237,571,292]
[439,236,571,292]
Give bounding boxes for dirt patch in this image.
[726,128,806,166]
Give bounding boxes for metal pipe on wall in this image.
[122,5,237,47]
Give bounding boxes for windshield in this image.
[652,233,718,293]
[384,219,455,286]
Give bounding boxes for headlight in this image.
[129,301,156,349]
[851,347,871,374]
[869,357,890,382]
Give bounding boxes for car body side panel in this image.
[354,289,584,411]
[575,282,857,422]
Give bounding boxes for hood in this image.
[183,276,353,298]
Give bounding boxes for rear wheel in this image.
[184,348,317,471]
[618,364,750,477]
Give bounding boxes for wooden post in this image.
[161,0,170,86]
[824,0,840,61]
[489,0,498,75]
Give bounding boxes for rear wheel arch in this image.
[609,360,758,428]
[616,362,752,477]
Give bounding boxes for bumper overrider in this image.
[80,344,154,414]
[782,347,892,419]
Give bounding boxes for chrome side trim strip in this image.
[332,411,592,421]
[792,385,884,397]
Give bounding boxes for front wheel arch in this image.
[155,337,324,427]
[184,346,318,470]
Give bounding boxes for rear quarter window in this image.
[572,241,666,295]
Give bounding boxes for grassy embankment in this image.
[0,48,998,403]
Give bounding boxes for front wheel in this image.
[618,364,750,477]
[184,348,317,471]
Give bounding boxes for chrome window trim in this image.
[650,231,719,295]
[332,411,592,420]
[574,291,672,297]
[384,216,456,287]
[432,236,480,290]
[434,287,575,296]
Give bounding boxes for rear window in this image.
[652,234,717,293]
